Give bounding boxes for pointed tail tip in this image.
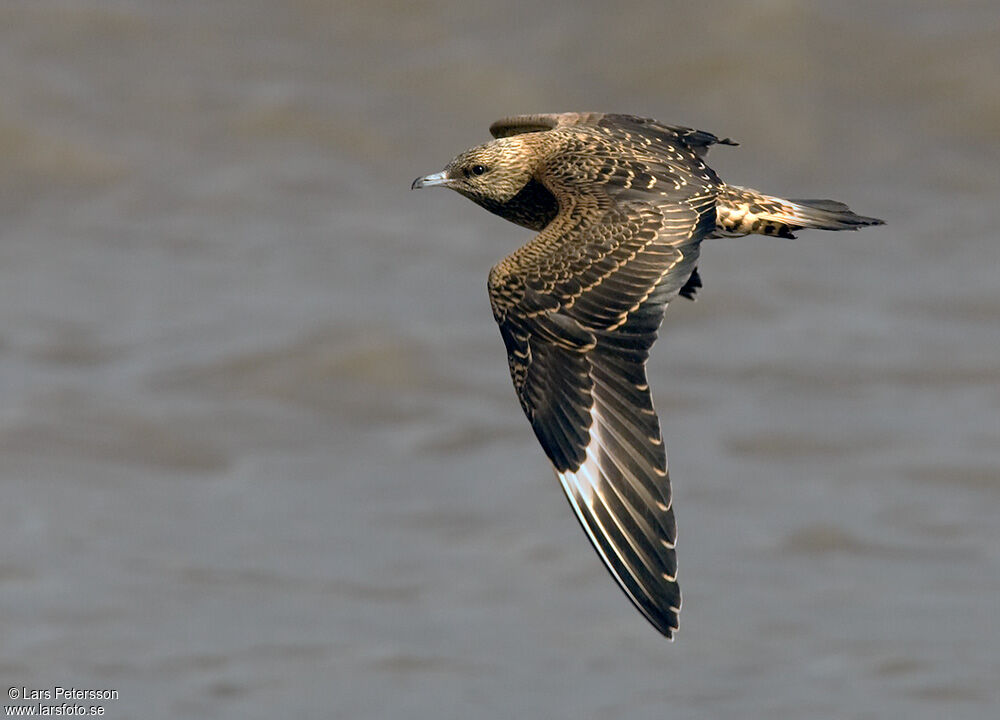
[788,198,886,230]
[847,213,886,228]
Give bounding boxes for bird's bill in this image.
[411,171,450,189]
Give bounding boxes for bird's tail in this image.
[715,184,884,238]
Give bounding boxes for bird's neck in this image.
[478,178,560,231]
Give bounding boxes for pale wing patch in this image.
[556,404,681,637]
[557,406,649,608]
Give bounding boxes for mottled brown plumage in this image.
[413,112,884,638]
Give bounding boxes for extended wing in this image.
[487,119,720,636]
[489,112,737,158]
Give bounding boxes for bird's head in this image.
[412,137,539,208]
[412,135,559,230]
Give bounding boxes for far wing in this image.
[489,112,737,158]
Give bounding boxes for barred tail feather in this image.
[716,185,885,238]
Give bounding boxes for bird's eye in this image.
[470,164,487,176]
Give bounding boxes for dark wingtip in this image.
[658,614,679,640]
[648,610,680,640]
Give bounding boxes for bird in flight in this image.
[412,113,883,638]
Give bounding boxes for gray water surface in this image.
[1,1,998,718]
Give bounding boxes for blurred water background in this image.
[1,1,998,718]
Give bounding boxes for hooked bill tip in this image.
[411,171,448,190]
